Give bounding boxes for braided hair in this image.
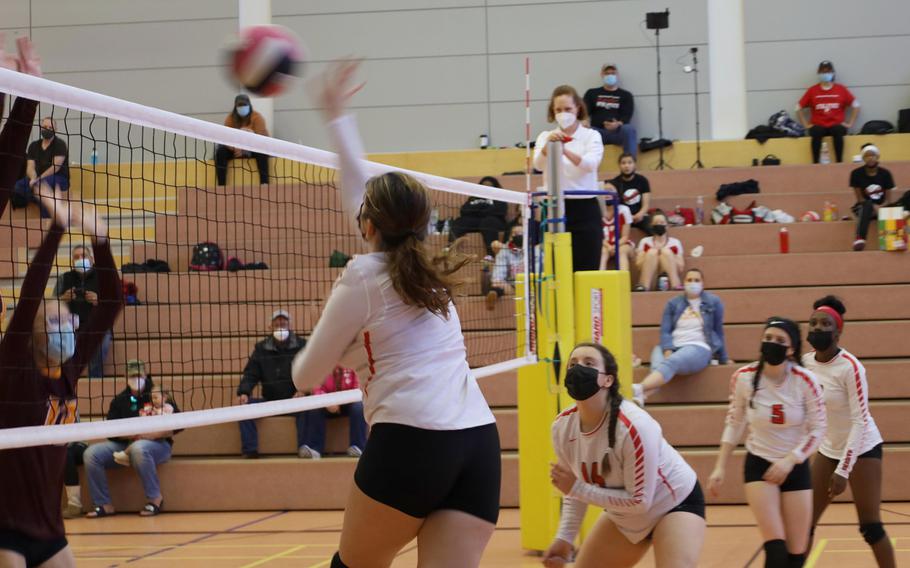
[750,316,802,408]
[572,342,621,475]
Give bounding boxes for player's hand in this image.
[542,538,574,567]
[549,462,576,495]
[763,456,795,485]
[16,36,41,76]
[74,203,108,241]
[233,147,242,158]
[318,58,365,122]
[0,34,17,71]
[828,473,848,498]
[326,404,340,414]
[237,394,249,405]
[707,466,725,497]
[59,288,76,302]
[83,290,98,305]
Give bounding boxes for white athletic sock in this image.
[65,485,82,508]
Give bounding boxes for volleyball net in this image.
[0,67,536,450]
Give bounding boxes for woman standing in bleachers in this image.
[802,296,895,567]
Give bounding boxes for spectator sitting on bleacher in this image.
[54,244,113,378]
[797,60,858,164]
[236,309,307,459]
[298,366,367,459]
[632,269,729,406]
[634,210,684,291]
[485,225,524,311]
[215,94,270,188]
[608,153,652,235]
[583,64,638,157]
[113,383,175,467]
[84,360,179,517]
[599,193,633,271]
[850,144,894,251]
[13,116,69,217]
[449,176,509,258]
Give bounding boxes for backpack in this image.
[768,110,805,137]
[189,242,224,271]
[860,120,894,135]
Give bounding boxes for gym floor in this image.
[64,503,910,567]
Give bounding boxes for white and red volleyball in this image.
[228,25,304,97]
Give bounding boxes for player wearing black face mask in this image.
[709,317,826,568]
[801,297,893,567]
[546,343,704,568]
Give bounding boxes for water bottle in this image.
[695,196,704,225]
[657,274,670,291]
[479,134,489,150]
[820,142,831,165]
[89,148,99,166]
[779,227,789,254]
[823,201,833,222]
[442,219,451,236]
[428,208,439,235]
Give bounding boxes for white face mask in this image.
[73,258,92,272]
[128,377,146,393]
[273,328,290,342]
[684,282,703,297]
[555,112,577,130]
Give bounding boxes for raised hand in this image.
[16,36,41,77]
[0,34,19,71]
[317,58,365,121]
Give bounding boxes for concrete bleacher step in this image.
[634,320,910,363]
[641,360,910,404]
[105,330,515,376]
[77,445,910,512]
[632,284,910,325]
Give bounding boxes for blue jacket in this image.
[659,292,728,363]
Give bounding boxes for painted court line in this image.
[804,538,827,568]
[239,544,309,568]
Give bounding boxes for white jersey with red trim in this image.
[802,350,882,478]
[721,363,827,463]
[551,400,697,544]
[291,114,495,431]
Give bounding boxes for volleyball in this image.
[228,25,304,97]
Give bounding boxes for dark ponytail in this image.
[813,295,846,316]
[750,316,803,408]
[362,172,468,318]
[572,342,622,476]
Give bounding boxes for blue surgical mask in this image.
[603,74,618,87]
[819,72,834,83]
[46,322,76,364]
[73,258,92,273]
[236,105,251,117]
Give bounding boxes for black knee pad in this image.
[787,552,806,567]
[860,522,886,545]
[331,551,349,568]
[763,539,788,568]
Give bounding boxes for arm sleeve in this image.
[252,113,269,137]
[326,114,369,222]
[713,298,729,363]
[291,262,370,393]
[532,130,550,171]
[575,130,604,174]
[567,415,661,514]
[552,421,587,544]
[237,350,263,396]
[835,360,872,478]
[619,91,634,124]
[789,372,827,463]
[0,97,39,217]
[798,89,812,109]
[843,87,857,107]
[65,238,123,385]
[491,250,508,282]
[659,301,675,352]
[720,372,750,446]
[884,171,896,191]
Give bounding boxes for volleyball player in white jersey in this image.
[708,317,826,568]
[291,61,500,568]
[544,343,705,568]
[802,296,895,567]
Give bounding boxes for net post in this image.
[546,140,565,234]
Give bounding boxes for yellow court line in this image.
[72,544,317,550]
[239,544,309,568]
[823,548,910,553]
[75,556,328,561]
[804,538,827,568]
[308,557,334,568]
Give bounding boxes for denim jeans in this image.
[594,124,638,157]
[87,329,113,379]
[238,397,307,455]
[302,401,368,454]
[13,174,70,217]
[650,344,712,383]
[84,439,172,505]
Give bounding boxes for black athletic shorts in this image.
[0,530,68,567]
[646,481,706,539]
[354,422,501,524]
[744,452,812,492]
[859,442,883,460]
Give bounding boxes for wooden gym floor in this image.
[64,503,910,567]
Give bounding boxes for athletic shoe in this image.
[347,446,363,458]
[485,290,498,311]
[112,450,131,467]
[853,238,866,251]
[298,445,321,460]
[632,383,645,408]
[241,452,260,459]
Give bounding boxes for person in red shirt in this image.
[298,366,368,459]
[797,60,859,163]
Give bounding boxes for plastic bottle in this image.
[779,227,789,253]
[442,219,450,236]
[831,201,839,220]
[479,134,489,150]
[823,201,833,222]
[820,142,831,165]
[89,148,99,166]
[695,196,704,225]
[428,208,439,235]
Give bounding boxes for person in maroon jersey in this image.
[797,60,859,163]
[0,39,124,568]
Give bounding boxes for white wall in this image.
[1,0,908,153]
